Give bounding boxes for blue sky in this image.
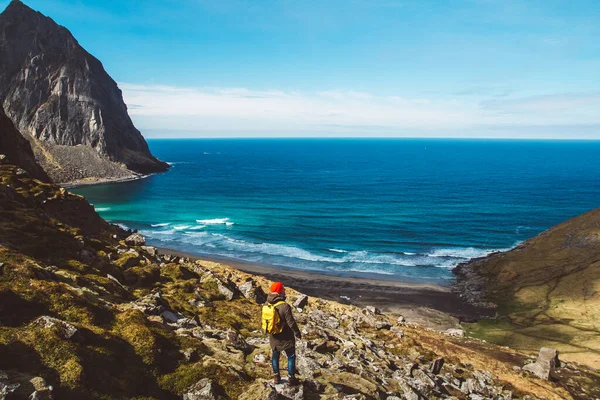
[3,0,600,138]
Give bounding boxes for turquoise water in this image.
[73,139,600,285]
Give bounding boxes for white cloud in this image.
[120,83,600,138]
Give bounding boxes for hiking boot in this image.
[287,376,300,387]
[273,374,281,384]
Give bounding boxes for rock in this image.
[188,297,212,309]
[397,316,405,324]
[308,310,340,330]
[125,233,146,246]
[296,344,322,378]
[365,306,381,315]
[141,246,158,257]
[34,316,78,340]
[130,291,166,315]
[522,347,559,380]
[444,328,465,337]
[28,377,53,400]
[293,295,309,309]
[161,310,184,323]
[183,378,217,400]
[181,348,200,362]
[253,353,266,363]
[224,329,251,353]
[397,379,419,400]
[217,282,236,301]
[430,357,444,375]
[238,280,267,304]
[0,370,20,399]
[390,325,404,339]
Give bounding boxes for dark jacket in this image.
[267,293,301,351]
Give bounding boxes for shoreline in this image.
[157,246,493,330]
[63,173,152,189]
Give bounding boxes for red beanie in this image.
[270,282,284,294]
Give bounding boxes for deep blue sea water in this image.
[73,139,600,285]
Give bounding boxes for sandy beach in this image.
[157,247,491,330]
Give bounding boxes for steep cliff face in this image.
[0,1,169,183]
[454,207,600,367]
[0,104,48,181]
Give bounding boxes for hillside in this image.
[454,207,600,368]
[0,165,598,399]
[0,1,169,184]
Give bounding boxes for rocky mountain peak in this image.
[0,1,169,183]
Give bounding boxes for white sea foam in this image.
[196,218,232,225]
[148,229,176,235]
[151,223,170,227]
[115,223,129,230]
[94,207,111,212]
[429,247,494,259]
[345,268,395,276]
[140,225,515,273]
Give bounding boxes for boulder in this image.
[130,291,166,315]
[238,280,267,304]
[125,233,146,246]
[182,378,217,400]
[365,306,381,315]
[28,376,53,400]
[218,282,236,301]
[34,316,78,340]
[161,310,184,324]
[293,295,309,309]
[141,246,158,257]
[523,347,559,380]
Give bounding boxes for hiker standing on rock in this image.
[262,282,302,386]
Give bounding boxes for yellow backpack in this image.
[262,301,286,334]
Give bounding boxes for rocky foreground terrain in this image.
[453,207,600,369]
[0,1,169,183]
[1,163,599,399]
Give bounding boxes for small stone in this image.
[444,328,465,337]
[125,233,146,246]
[253,353,266,363]
[397,316,405,324]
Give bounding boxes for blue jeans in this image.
[272,347,296,377]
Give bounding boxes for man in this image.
[266,282,302,385]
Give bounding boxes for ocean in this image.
[73,139,600,285]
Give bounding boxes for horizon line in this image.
[144,136,600,141]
